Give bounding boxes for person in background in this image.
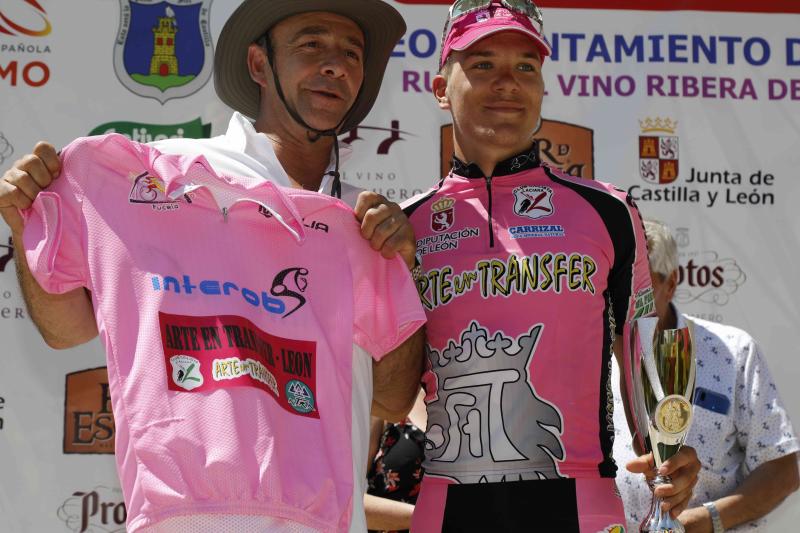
[365,389,427,533]
[612,218,800,532]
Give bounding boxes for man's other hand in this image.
[0,142,60,234]
[354,191,416,269]
[627,445,701,518]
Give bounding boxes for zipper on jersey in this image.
[485,175,495,248]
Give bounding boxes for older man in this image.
[613,219,799,532]
[402,1,700,531]
[0,1,425,532]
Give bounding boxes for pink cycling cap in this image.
[440,4,552,69]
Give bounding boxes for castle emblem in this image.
[113,0,213,103]
[638,117,679,184]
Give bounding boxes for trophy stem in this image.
[639,475,685,533]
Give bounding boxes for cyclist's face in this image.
[258,12,365,131]
[442,32,544,151]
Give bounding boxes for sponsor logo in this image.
[0,0,51,37]
[513,185,554,220]
[114,0,213,103]
[258,206,330,234]
[417,227,480,257]
[638,117,679,184]
[674,227,746,306]
[89,117,211,141]
[440,119,595,179]
[339,120,413,155]
[0,236,13,272]
[151,268,310,318]
[270,267,308,318]
[632,287,655,319]
[431,197,455,232]
[64,368,115,454]
[417,253,598,311]
[508,224,565,240]
[58,486,126,533]
[0,58,49,87]
[169,355,204,390]
[128,171,190,210]
[286,379,315,414]
[159,312,319,417]
[423,321,564,482]
[0,131,13,165]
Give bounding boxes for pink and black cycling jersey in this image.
[403,147,653,532]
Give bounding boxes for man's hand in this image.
[626,445,701,518]
[0,142,60,234]
[354,191,416,269]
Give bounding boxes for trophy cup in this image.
[625,316,696,533]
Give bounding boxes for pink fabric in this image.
[440,3,551,68]
[22,134,425,532]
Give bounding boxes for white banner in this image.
[1,1,798,530]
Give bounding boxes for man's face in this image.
[443,31,544,149]
[268,12,365,131]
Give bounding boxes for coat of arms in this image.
[114,0,213,103]
[639,117,679,184]
[431,197,455,232]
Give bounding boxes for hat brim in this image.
[214,0,406,133]
[449,25,552,59]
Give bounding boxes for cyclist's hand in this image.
[0,142,60,235]
[354,191,416,269]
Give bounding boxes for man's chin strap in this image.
[262,34,343,198]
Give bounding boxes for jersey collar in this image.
[225,112,353,195]
[450,143,540,179]
[151,148,307,243]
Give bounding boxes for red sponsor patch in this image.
[159,312,319,418]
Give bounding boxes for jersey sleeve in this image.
[345,221,426,360]
[21,139,92,294]
[609,190,654,334]
[22,134,150,294]
[734,336,800,471]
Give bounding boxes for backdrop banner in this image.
[1,1,798,531]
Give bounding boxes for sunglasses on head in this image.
[440,0,545,67]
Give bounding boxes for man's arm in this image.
[1,143,98,348]
[678,453,800,533]
[371,328,425,421]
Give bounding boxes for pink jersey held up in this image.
[22,134,425,532]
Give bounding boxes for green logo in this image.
[89,118,211,143]
[285,379,315,414]
[633,287,655,319]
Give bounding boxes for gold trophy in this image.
[625,316,696,533]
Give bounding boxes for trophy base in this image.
[639,475,685,533]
